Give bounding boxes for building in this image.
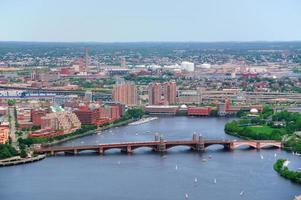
[112,82,138,106]
[144,105,179,115]
[181,61,195,72]
[217,98,263,116]
[187,107,212,116]
[31,109,48,126]
[148,82,162,105]
[0,127,9,144]
[74,108,99,125]
[40,111,81,134]
[163,81,177,105]
[74,104,121,126]
[30,111,81,138]
[148,81,177,105]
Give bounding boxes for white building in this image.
[181,61,195,72]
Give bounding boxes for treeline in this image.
[274,159,301,184]
[0,144,18,159]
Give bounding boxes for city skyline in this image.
[1,0,301,42]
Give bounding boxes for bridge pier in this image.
[156,136,166,153]
[73,149,78,155]
[50,151,55,156]
[226,142,234,151]
[98,147,104,155]
[256,142,261,150]
[126,146,132,154]
[195,142,205,152]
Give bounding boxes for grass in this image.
[248,125,275,134]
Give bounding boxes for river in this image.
[0,116,300,200]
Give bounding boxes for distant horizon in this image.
[1,40,301,44]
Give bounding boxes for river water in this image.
[0,117,300,200]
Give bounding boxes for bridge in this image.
[35,134,282,156]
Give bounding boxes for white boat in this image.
[202,159,207,162]
[175,165,178,170]
[260,155,264,160]
[240,191,244,196]
[194,177,198,183]
[296,152,301,156]
[185,193,189,199]
[274,153,277,158]
[214,178,217,184]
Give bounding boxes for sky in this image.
[0,0,301,42]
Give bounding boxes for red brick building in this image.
[31,109,48,126]
[187,107,212,116]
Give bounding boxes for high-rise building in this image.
[163,81,177,105]
[112,82,138,106]
[148,82,162,105]
[148,81,176,105]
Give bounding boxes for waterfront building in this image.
[30,111,81,138]
[163,81,177,105]
[148,81,177,105]
[144,105,179,115]
[112,82,138,106]
[187,107,212,116]
[148,82,162,105]
[74,104,121,126]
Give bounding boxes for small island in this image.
[274,159,301,184]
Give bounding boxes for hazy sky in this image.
[0,0,301,42]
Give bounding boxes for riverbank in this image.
[41,118,136,147]
[0,154,46,167]
[128,117,158,125]
[273,159,301,184]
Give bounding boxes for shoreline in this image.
[0,155,46,167]
[41,118,136,147]
[0,118,137,167]
[128,117,158,125]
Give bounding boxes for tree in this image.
[20,149,27,158]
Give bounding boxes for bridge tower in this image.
[196,134,205,152]
[157,135,166,153]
